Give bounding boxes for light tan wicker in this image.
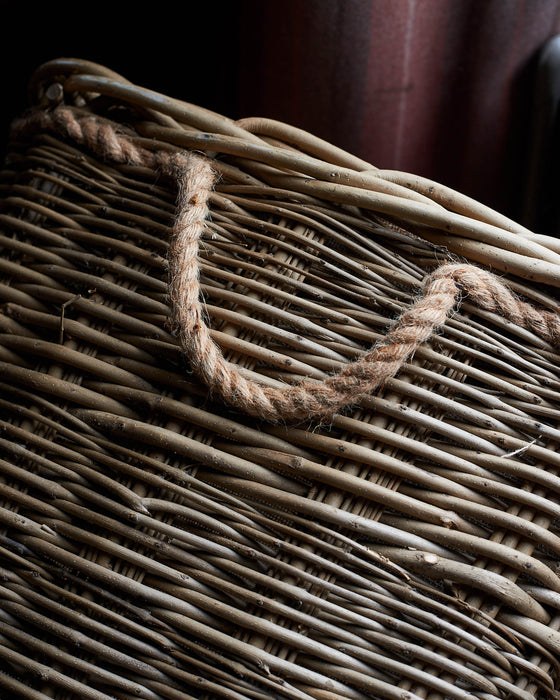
[1,57,560,700]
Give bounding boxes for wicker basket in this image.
[1,58,560,700]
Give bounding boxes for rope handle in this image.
[12,105,560,423]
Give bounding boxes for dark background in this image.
[2,0,560,234]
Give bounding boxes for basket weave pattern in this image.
[1,59,560,699]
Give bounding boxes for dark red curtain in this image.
[2,1,560,230]
[238,0,560,225]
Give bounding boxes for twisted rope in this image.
[12,105,560,423]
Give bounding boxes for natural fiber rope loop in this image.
[12,105,560,423]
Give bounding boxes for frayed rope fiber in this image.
[13,105,560,423]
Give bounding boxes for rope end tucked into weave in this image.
[12,104,560,424]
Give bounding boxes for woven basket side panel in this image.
[0,130,559,700]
